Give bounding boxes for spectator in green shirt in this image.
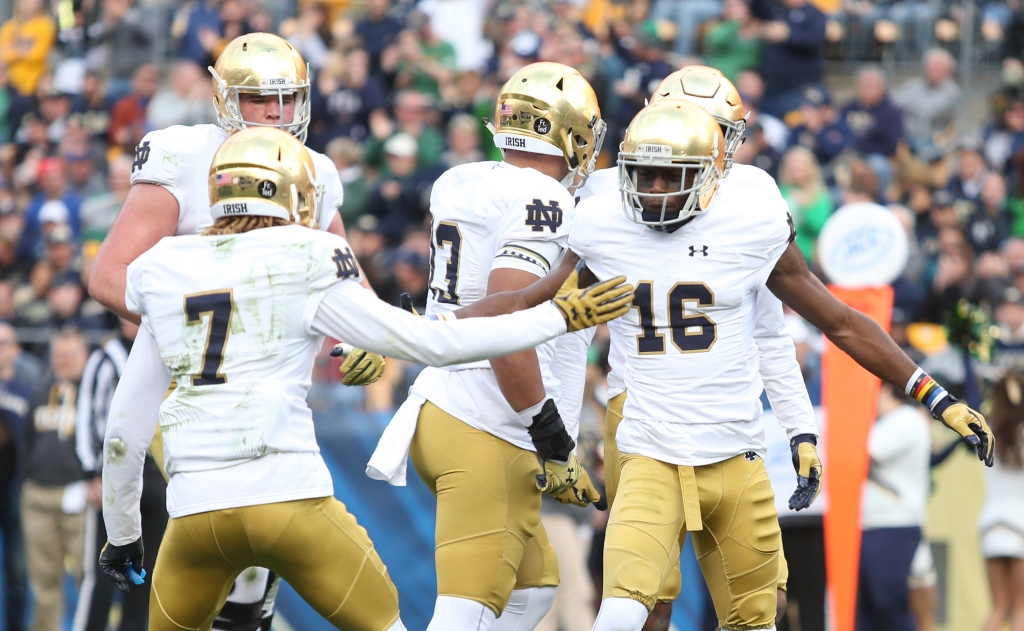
[388,10,457,103]
[703,0,762,84]
[365,89,446,171]
[779,146,834,263]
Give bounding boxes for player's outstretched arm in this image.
[89,184,179,323]
[766,242,994,465]
[311,271,632,367]
[452,251,583,319]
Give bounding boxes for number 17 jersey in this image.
[568,171,793,466]
[414,160,576,450]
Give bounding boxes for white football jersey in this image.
[125,224,573,518]
[569,166,794,466]
[129,124,341,235]
[412,161,576,450]
[126,225,347,516]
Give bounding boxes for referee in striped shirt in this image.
[73,318,167,631]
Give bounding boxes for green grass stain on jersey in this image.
[107,437,128,464]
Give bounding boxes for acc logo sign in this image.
[817,202,908,288]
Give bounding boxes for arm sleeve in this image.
[102,324,171,545]
[491,179,575,278]
[309,281,568,365]
[754,289,817,439]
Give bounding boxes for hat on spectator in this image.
[355,213,381,233]
[956,135,983,154]
[394,247,426,270]
[932,189,954,208]
[46,224,73,245]
[509,31,542,58]
[38,200,70,225]
[50,271,81,289]
[64,147,92,163]
[384,133,419,159]
[801,85,831,107]
[1001,285,1024,307]
[37,157,64,180]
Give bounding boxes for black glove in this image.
[527,399,575,463]
[99,538,146,592]
[527,399,578,492]
[788,434,822,511]
[399,292,417,314]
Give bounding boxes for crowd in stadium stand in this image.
[0,0,1023,629]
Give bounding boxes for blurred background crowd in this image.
[0,0,1022,628]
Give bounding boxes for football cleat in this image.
[208,127,324,228]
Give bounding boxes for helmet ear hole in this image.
[556,77,564,91]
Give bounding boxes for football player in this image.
[366,62,607,631]
[96,127,633,631]
[484,67,811,631]
[86,33,385,630]
[435,98,993,631]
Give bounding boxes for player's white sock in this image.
[591,598,649,631]
[492,586,556,631]
[426,596,496,631]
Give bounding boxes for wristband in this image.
[906,368,952,415]
[517,399,548,428]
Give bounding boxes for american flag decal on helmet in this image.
[500,102,514,116]
[216,173,233,186]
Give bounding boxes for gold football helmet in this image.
[490,62,605,192]
[210,33,311,141]
[618,99,725,228]
[208,127,323,228]
[650,66,745,176]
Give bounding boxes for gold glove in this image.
[788,435,822,510]
[536,451,584,497]
[332,345,386,386]
[939,402,994,466]
[551,261,633,332]
[553,464,606,509]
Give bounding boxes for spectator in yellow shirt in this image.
[0,0,56,97]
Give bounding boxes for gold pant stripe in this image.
[149,497,400,631]
[604,453,781,630]
[410,401,558,616]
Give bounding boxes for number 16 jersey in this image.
[414,161,576,450]
[568,169,793,466]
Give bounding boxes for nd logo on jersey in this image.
[525,199,563,233]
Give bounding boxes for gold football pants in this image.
[604,453,781,630]
[604,393,787,606]
[410,401,559,616]
[149,497,400,631]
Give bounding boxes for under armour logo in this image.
[689,245,709,257]
[525,199,563,233]
[132,141,150,173]
[744,452,757,462]
[332,247,359,280]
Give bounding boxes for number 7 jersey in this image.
[569,169,794,466]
